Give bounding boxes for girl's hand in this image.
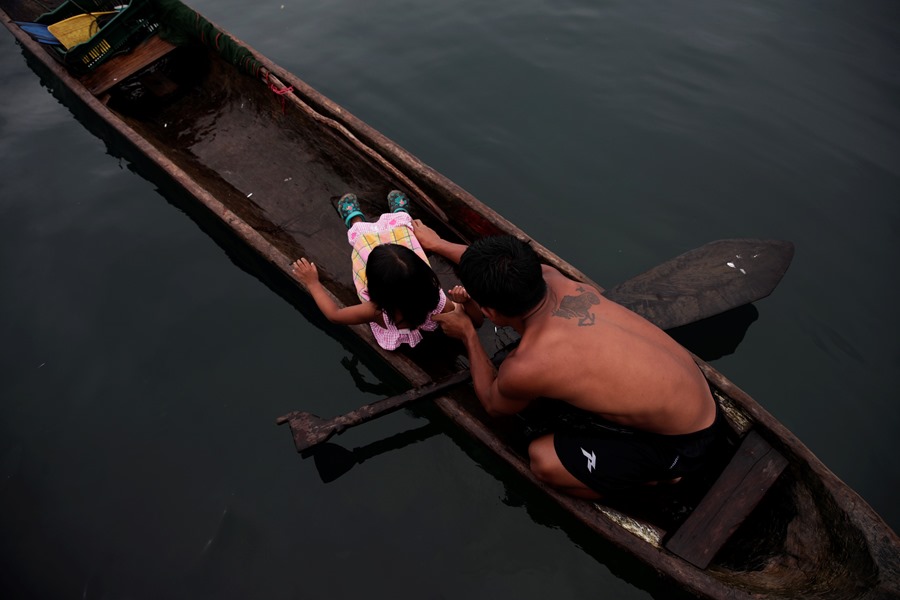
[449,285,485,327]
[411,219,442,252]
[291,258,319,287]
[448,285,471,304]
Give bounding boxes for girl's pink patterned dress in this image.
[347,212,447,350]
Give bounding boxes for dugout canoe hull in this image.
[2,2,898,598]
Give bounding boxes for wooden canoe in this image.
[2,1,897,598]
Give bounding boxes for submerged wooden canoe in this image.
[3,1,898,598]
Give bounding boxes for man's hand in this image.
[411,219,442,252]
[290,258,319,288]
[412,219,469,264]
[432,302,476,340]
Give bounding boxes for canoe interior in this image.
[3,1,897,598]
[105,41,526,378]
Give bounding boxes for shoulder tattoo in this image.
[553,286,601,326]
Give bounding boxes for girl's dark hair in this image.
[367,244,441,329]
[458,235,546,316]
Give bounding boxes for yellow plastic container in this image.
[47,12,116,49]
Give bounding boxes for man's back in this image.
[501,266,716,435]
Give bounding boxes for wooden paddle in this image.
[602,238,795,331]
[277,237,794,452]
[277,369,475,453]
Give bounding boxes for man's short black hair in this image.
[458,235,546,317]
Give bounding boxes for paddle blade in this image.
[276,410,338,452]
[603,239,794,330]
[14,22,62,45]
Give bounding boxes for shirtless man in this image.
[412,223,722,499]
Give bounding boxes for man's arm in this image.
[433,304,532,417]
[412,220,467,264]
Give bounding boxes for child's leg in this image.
[387,190,410,214]
[337,193,366,228]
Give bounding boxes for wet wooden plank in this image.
[664,429,788,569]
[82,34,177,96]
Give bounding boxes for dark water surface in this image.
[2,0,898,598]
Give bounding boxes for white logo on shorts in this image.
[581,448,596,472]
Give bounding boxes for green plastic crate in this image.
[37,0,161,74]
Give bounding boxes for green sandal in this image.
[387,190,410,214]
[337,193,365,228]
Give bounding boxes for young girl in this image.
[291,190,482,350]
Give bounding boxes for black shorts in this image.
[553,405,724,496]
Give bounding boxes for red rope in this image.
[269,79,294,114]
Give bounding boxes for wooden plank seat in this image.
[664,429,788,569]
[82,33,177,97]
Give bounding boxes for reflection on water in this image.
[311,422,442,483]
[668,305,758,362]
